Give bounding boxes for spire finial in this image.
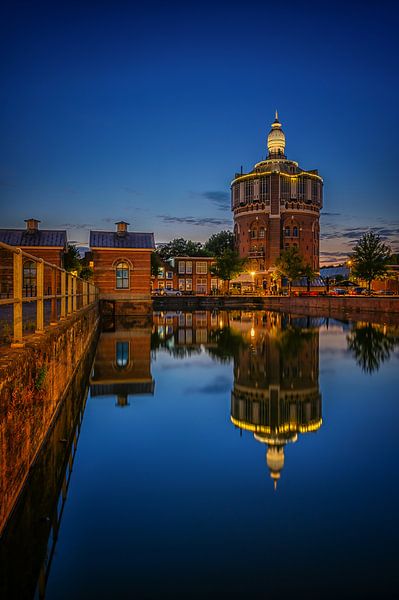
[275,109,279,121]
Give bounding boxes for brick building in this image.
[152,256,222,295]
[0,218,67,296]
[89,221,155,311]
[231,112,323,290]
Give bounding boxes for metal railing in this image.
[0,241,99,347]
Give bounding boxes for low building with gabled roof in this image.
[0,218,67,296]
[89,221,155,312]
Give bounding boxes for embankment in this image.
[0,303,99,535]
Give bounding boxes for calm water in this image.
[2,310,399,599]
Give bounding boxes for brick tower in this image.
[231,112,323,289]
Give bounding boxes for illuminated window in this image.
[158,267,165,279]
[245,180,254,203]
[115,261,129,289]
[178,261,185,274]
[233,184,240,207]
[259,227,265,238]
[186,261,192,274]
[185,278,192,291]
[23,260,36,291]
[178,278,185,291]
[196,278,207,294]
[166,281,173,289]
[281,177,290,200]
[196,262,207,274]
[116,341,129,368]
[259,177,270,202]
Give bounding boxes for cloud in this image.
[158,215,232,227]
[186,374,231,394]
[321,224,399,242]
[201,190,230,211]
[320,251,350,257]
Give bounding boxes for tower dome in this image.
[267,110,286,158]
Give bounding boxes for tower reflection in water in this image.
[229,311,322,488]
[90,316,155,406]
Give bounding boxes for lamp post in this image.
[250,271,256,293]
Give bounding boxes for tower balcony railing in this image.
[0,241,99,347]
[248,250,265,258]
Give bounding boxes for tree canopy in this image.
[274,247,309,294]
[210,249,246,292]
[204,230,235,257]
[351,232,391,293]
[157,238,209,261]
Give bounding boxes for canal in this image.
[1,310,399,598]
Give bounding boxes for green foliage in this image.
[34,366,47,390]
[157,238,209,261]
[204,230,235,257]
[351,232,391,293]
[151,252,162,277]
[79,266,94,280]
[210,249,247,292]
[63,243,81,272]
[347,323,399,374]
[274,247,308,294]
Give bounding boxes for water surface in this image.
[2,310,399,599]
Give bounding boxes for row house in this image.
[152,256,221,295]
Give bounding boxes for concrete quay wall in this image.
[0,303,99,535]
[153,296,399,324]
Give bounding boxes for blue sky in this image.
[1,0,398,263]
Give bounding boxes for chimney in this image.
[115,221,129,236]
[25,218,40,233]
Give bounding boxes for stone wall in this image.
[0,303,99,535]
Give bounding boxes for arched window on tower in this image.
[115,261,130,289]
[293,226,298,237]
[284,226,291,237]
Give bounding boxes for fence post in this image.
[36,259,44,333]
[67,273,73,315]
[60,271,66,318]
[72,276,77,312]
[11,250,24,347]
[50,267,57,324]
[82,281,88,306]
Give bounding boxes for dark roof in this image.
[0,229,67,247]
[90,231,155,249]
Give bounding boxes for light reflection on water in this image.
[1,310,399,599]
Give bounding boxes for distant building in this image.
[231,112,323,290]
[89,221,155,311]
[173,256,219,295]
[0,218,67,296]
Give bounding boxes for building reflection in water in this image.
[152,309,322,488]
[90,316,154,406]
[230,312,322,488]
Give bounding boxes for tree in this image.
[63,244,81,273]
[347,323,399,374]
[210,249,246,293]
[151,252,162,277]
[204,230,235,257]
[302,264,317,293]
[157,238,209,261]
[351,232,391,294]
[274,247,305,295]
